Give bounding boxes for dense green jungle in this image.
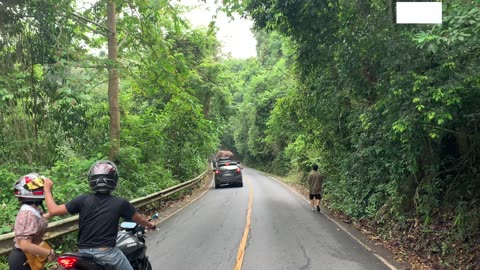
[1,0,479,269]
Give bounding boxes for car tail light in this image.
[236,168,241,173]
[215,170,221,174]
[58,256,78,268]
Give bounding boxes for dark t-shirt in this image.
[65,193,136,249]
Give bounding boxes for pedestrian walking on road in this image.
[307,164,324,212]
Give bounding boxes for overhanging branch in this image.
[61,9,109,37]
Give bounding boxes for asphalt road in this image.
[146,168,391,270]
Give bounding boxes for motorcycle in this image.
[57,215,158,270]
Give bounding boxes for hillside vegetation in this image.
[220,1,479,268]
[1,1,478,269]
[0,0,232,235]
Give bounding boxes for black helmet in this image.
[87,160,118,193]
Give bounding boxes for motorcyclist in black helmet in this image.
[43,160,156,270]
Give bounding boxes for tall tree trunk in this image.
[107,0,120,162]
[388,0,396,24]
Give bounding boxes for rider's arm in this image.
[43,178,69,216]
[132,212,156,230]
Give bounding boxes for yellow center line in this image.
[234,179,253,270]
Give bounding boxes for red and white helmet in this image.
[13,173,46,202]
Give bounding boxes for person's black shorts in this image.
[8,248,31,270]
[309,193,322,200]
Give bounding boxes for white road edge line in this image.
[267,175,398,270]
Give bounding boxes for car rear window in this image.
[217,162,236,167]
[219,165,239,170]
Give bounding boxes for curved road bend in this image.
[146,167,391,270]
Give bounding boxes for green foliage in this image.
[223,0,480,267]
[0,198,16,234]
[0,0,92,166]
[223,31,298,171]
[114,146,176,199]
[0,257,7,269]
[0,0,232,254]
[159,92,217,178]
[2,0,476,267]
[453,201,480,241]
[45,154,96,203]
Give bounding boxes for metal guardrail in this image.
[0,170,207,255]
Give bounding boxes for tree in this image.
[107,0,120,161]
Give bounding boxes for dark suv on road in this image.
[214,161,243,188]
